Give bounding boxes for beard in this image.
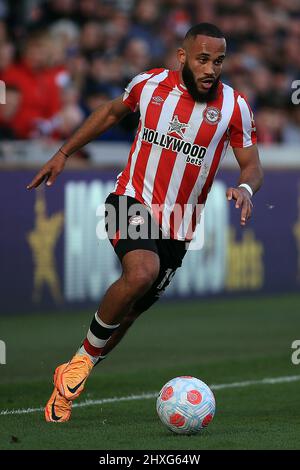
[182,62,220,103]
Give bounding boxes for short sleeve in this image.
[122,72,153,112]
[229,94,257,148]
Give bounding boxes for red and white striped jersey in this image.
[113,68,257,240]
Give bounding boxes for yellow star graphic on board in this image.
[27,188,64,303]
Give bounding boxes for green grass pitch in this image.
[0,294,300,450]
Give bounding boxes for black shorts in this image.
[105,193,188,312]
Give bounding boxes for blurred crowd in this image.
[0,0,300,144]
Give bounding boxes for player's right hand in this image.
[26,151,67,190]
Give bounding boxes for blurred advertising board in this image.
[0,169,299,314]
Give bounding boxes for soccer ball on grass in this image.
[156,376,216,435]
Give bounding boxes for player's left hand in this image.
[226,187,253,226]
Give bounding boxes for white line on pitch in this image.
[1,374,300,417]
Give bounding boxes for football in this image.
[156,376,216,435]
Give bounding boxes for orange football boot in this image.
[45,363,72,422]
[55,354,94,401]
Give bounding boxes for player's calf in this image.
[98,308,144,359]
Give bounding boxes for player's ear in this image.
[177,48,186,66]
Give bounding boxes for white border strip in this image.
[1,374,299,417]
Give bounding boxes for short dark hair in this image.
[184,23,225,41]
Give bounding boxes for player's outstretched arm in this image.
[27,96,131,189]
[227,144,264,226]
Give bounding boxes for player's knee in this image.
[131,268,158,292]
[125,265,159,296]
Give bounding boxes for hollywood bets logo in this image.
[142,114,207,167]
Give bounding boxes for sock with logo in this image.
[77,313,119,365]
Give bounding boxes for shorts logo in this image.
[156,268,175,293]
[129,215,145,225]
[203,107,222,125]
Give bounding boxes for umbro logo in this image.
[151,95,164,105]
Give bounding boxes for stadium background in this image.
[0,0,300,450]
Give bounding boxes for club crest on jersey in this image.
[168,115,190,138]
[203,107,222,125]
